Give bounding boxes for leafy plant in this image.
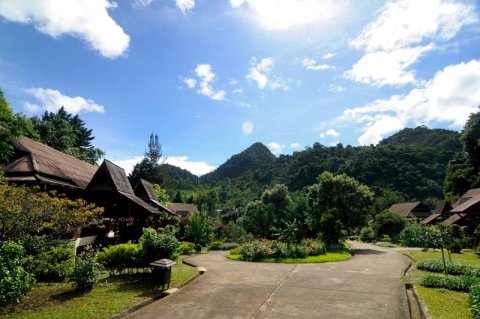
[184,212,214,247]
[471,284,480,319]
[71,251,101,292]
[417,259,480,277]
[178,241,196,255]
[96,243,142,274]
[0,241,35,305]
[237,239,326,261]
[139,227,179,261]
[420,274,479,292]
[360,226,375,242]
[32,245,75,281]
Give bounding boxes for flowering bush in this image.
[237,239,326,261]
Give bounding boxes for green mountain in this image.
[162,127,461,207]
[157,163,199,191]
[200,142,275,183]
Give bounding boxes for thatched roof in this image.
[421,213,441,225]
[433,200,452,215]
[388,202,429,218]
[451,194,480,214]
[87,160,134,194]
[5,136,97,189]
[134,179,173,215]
[442,213,467,226]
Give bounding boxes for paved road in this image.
[125,242,411,319]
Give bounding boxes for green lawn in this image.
[404,249,480,319]
[227,246,352,263]
[0,259,198,319]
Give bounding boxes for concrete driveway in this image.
[125,242,411,319]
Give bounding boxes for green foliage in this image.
[129,133,165,185]
[470,284,480,319]
[0,184,103,243]
[184,212,214,246]
[71,253,101,292]
[32,245,75,281]
[96,243,142,273]
[417,260,480,277]
[360,226,376,242]
[139,227,179,261]
[208,241,239,251]
[0,165,6,185]
[0,241,35,306]
[400,222,429,247]
[225,220,248,243]
[420,274,479,292]
[32,107,104,164]
[373,210,406,241]
[178,242,196,255]
[306,172,373,234]
[318,209,343,248]
[237,239,325,261]
[152,183,171,204]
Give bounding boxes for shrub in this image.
[447,240,463,253]
[301,238,326,256]
[471,284,480,319]
[239,240,269,261]
[419,274,479,292]
[237,239,326,261]
[400,222,428,247]
[208,241,239,251]
[360,226,375,242]
[32,245,75,281]
[178,242,196,255]
[373,211,405,241]
[416,259,480,277]
[96,243,142,273]
[0,241,35,305]
[71,253,101,292]
[208,240,224,250]
[140,228,179,261]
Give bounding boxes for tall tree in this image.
[32,107,104,164]
[129,133,164,185]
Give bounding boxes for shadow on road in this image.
[352,248,386,255]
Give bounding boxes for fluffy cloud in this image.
[0,0,130,59]
[328,84,345,93]
[322,52,336,60]
[242,121,254,135]
[320,129,340,138]
[302,58,335,71]
[267,142,285,155]
[176,0,195,13]
[185,64,226,101]
[230,0,343,30]
[133,0,153,6]
[290,142,301,150]
[345,0,477,87]
[246,57,290,90]
[25,88,105,114]
[337,59,480,145]
[114,155,216,176]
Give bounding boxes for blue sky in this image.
[1,0,480,175]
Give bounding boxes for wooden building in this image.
[442,188,480,229]
[421,200,452,225]
[388,202,431,220]
[167,203,199,224]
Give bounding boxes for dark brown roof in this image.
[421,213,441,225]
[388,202,427,218]
[433,200,452,215]
[119,192,162,215]
[87,160,134,194]
[451,194,480,213]
[167,203,199,215]
[134,179,173,215]
[442,213,467,226]
[5,136,97,189]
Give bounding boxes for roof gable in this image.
[135,179,157,201]
[6,137,97,188]
[388,202,426,217]
[87,160,134,194]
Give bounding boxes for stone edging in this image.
[109,260,205,319]
[402,253,428,319]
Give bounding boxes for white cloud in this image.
[320,128,340,139]
[133,0,153,7]
[322,52,336,60]
[329,141,340,147]
[176,0,195,13]
[267,142,285,155]
[230,0,343,30]
[246,57,290,90]
[328,84,345,93]
[242,121,254,135]
[302,58,335,71]
[114,155,216,176]
[165,156,216,176]
[290,142,301,149]
[232,87,244,94]
[0,0,130,59]
[185,64,226,101]
[346,0,477,87]
[25,88,105,114]
[184,78,196,88]
[337,59,480,145]
[344,45,434,87]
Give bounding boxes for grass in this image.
[404,249,480,319]
[0,258,198,319]
[227,245,352,264]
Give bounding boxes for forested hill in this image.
[200,142,275,183]
[157,163,199,191]
[185,127,462,206]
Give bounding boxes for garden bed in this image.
[0,258,198,319]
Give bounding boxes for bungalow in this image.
[421,200,452,225]
[388,202,432,220]
[4,136,170,242]
[167,202,199,224]
[442,188,480,229]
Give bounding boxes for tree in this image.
[32,107,104,164]
[373,210,406,241]
[318,209,343,248]
[129,133,164,185]
[306,172,373,235]
[184,212,214,247]
[152,184,170,204]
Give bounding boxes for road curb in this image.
[401,253,428,319]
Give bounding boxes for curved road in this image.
[125,242,411,319]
